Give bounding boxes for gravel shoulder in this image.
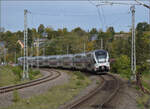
[59,74,103,109]
[0,69,70,107]
[60,73,141,109]
[106,74,140,109]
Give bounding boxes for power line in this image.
[1,0,150,1]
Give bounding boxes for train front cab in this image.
[93,50,110,73]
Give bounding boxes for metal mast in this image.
[131,5,136,81]
[36,37,39,68]
[23,9,29,79]
[101,38,103,49]
[83,42,86,53]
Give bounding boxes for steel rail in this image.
[101,74,120,108]
[0,69,61,94]
[63,73,120,109]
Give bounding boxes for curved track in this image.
[0,69,61,94]
[63,73,120,109]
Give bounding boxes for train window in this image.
[49,58,56,60]
[95,51,107,59]
[63,57,69,59]
[75,55,81,58]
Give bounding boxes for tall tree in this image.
[90,28,98,34]
[136,22,150,32]
[72,27,86,36]
[38,24,45,35]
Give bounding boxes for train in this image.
[18,49,110,73]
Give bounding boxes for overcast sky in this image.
[1,1,150,32]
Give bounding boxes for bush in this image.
[76,80,82,86]
[13,90,20,102]
[32,70,40,76]
[111,55,131,79]
[28,69,40,80]
[74,71,85,80]
[137,63,150,75]
[12,66,22,80]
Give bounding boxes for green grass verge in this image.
[0,66,17,87]
[137,94,150,109]
[136,73,150,109]
[0,66,42,87]
[1,71,91,109]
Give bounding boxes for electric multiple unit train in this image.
[18,49,110,73]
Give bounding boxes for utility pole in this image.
[3,47,6,65]
[43,47,45,56]
[36,37,39,68]
[131,5,136,81]
[67,45,69,55]
[14,51,16,64]
[23,9,29,79]
[30,44,33,68]
[101,38,103,49]
[83,42,86,53]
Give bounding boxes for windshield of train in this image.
[95,51,107,60]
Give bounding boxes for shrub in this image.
[32,70,40,76]
[74,71,85,80]
[137,63,150,75]
[13,90,20,102]
[76,80,82,86]
[28,69,40,80]
[111,55,131,79]
[12,66,22,80]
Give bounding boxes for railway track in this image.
[0,69,61,94]
[62,73,120,109]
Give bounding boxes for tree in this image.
[72,27,86,36]
[45,27,53,40]
[27,28,33,47]
[89,28,98,34]
[106,26,115,35]
[38,24,45,35]
[111,55,131,79]
[136,22,150,32]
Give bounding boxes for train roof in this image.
[94,49,108,53]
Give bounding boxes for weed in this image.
[76,80,82,86]
[74,71,85,80]
[12,90,20,102]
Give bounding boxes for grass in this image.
[1,70,91,109]
[0,66,42,87]
[137,94,150,109]
[136,73,150,109]
[0,66,18,86]
[111,70,150,109]
[12,90,21,102]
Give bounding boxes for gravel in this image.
[60,73,140,109]
[106,74,140,109]
[59,74,104,109]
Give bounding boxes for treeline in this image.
[0,22,150,75]
[0,24,115,62]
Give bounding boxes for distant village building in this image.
[114,33,129,40]
[90,34,98,41]
[34,38,47,47]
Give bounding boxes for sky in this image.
[1,0,150,32]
